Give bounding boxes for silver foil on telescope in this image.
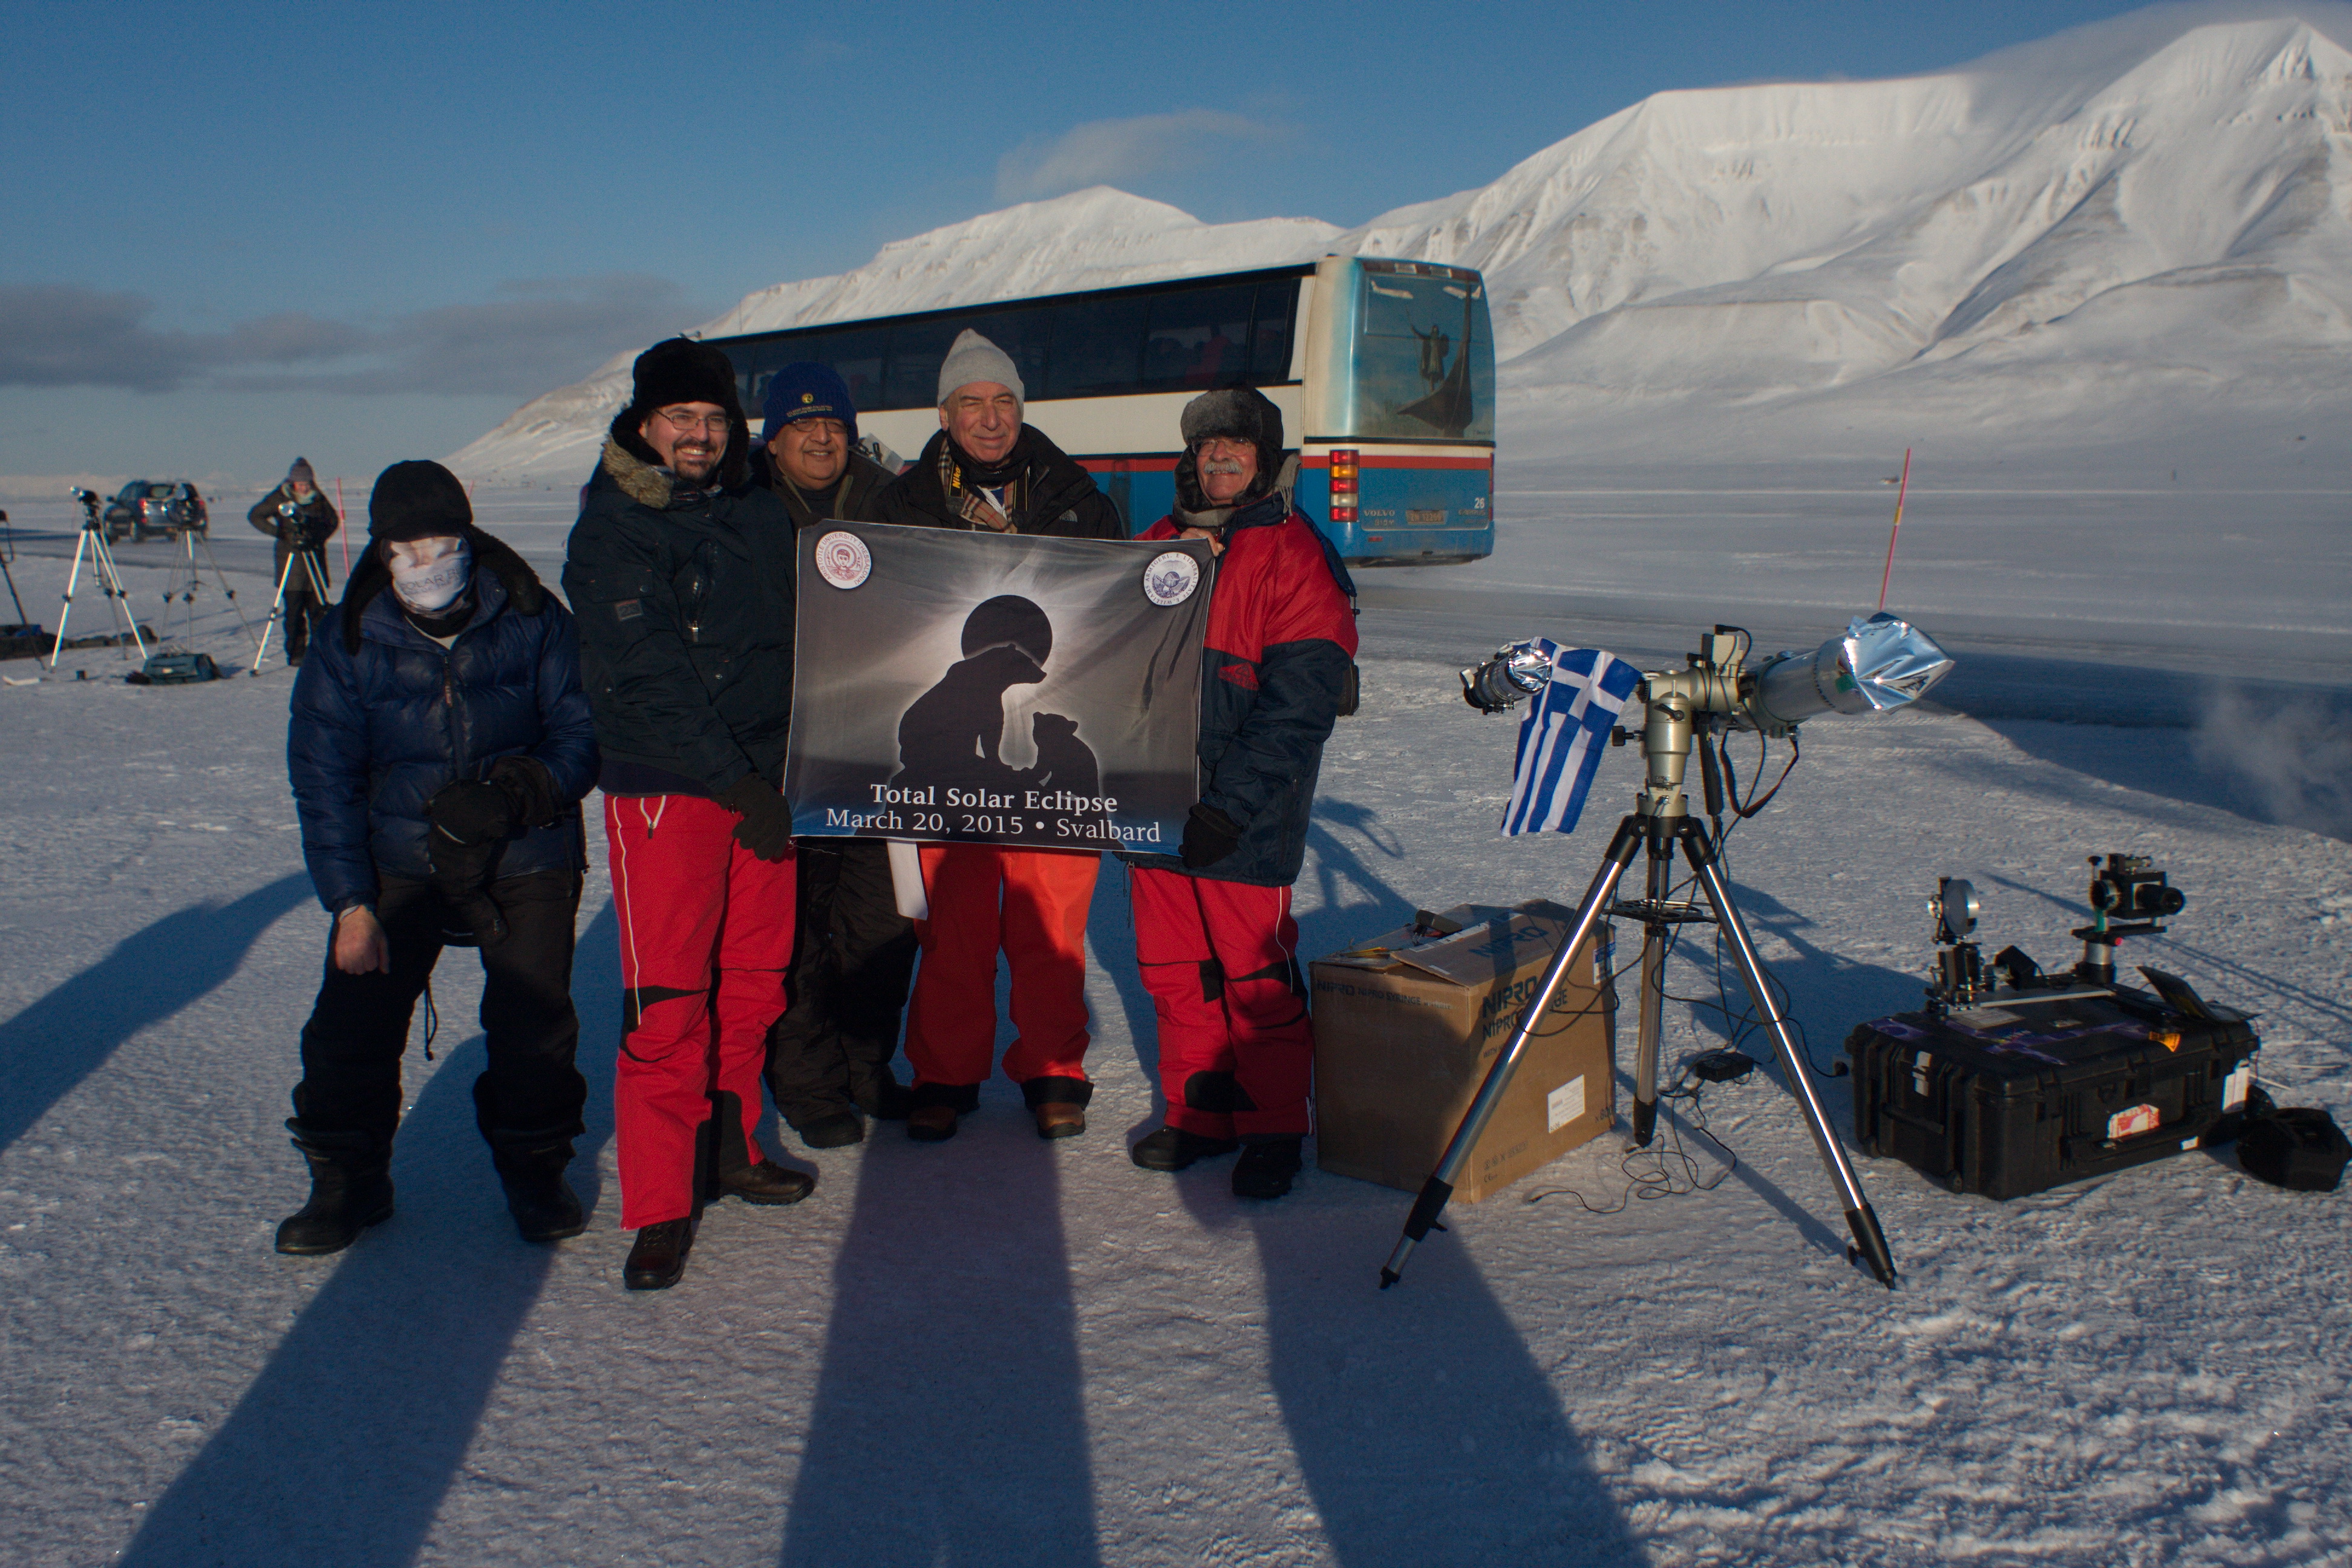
[1754,612,1953,727]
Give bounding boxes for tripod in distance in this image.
[50,490,149,669]
[158,524,263,662]
[252,538,332,673]
[1380,634,1901,1292]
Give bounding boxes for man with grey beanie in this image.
[874,329,1125,1146]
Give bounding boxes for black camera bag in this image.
[2237,1105,2350,1192]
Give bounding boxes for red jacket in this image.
[1126,495,1357,886]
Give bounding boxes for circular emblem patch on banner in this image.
[1142,550,1202,607]
[814,530,872,590]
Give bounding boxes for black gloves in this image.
[423,758,558,948]
[717,776,795,863]
[1180,802,1243,869]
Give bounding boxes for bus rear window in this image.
[1347,265,1495,440]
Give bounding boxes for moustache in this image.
[1201,459,1245,475]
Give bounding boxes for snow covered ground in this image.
[2,493,2346,1566]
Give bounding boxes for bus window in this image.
[1141,284,1255,390]
[884,317,962,410]
[1250,279,1299,381]
[1350,265,1495,440]
[1045,295,1151,399]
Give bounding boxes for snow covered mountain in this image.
[452,4,2352,486]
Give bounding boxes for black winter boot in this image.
[276,1128,394,1255]
[624,1219,693,1290]
[488,1125,585,1243]
[1232,1137,1304,1200]
[1131,1125,1241,1171]
[705,1091,817,1204]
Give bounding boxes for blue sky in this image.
[1,0,2155,489]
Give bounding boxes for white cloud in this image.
[995,110,1290,203]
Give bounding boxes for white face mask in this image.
[385,536,471,613]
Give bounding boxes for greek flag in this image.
[1500,642,1639,836]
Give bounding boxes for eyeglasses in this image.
[653,408,730,434]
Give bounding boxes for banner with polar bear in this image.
[784,521,1214,850]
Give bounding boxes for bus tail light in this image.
[1329,449,1358,523]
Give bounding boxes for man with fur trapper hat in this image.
[751,362,917,1148]
[248,456,341,664]
[563,336,812,1292]
[874,330,1126,1146]
[1119,386,1358,1201]
[279,460,599,1256]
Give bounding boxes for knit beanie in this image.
[286,456,317,487]
[761,361,860,445]
[368,460,472,542]
[936,330,1024,405]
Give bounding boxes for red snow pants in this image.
[1129,866,1312,1138]
[903,844,1098,1089]
[605,794,795,1228]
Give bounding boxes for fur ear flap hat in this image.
[1175,385,1287,511]
[609,336,751,489]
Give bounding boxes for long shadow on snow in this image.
[777,1111,1098,1566]
[1148,803,1642,1564]
[0,873,312,1158]
[117,902,620,1568]
[1154,1172,1642,1566]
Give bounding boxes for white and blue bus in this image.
[705,255,1495,566]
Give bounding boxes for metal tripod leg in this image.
[1679,817,1898,1289]
[251,552,304,674]
[188,532,262,655]
[1380,813,1644,1289]
[49,529,145,668]
[1631,848,1670,1146]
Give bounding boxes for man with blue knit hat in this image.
[754,361,897,532]
[751,362,918,1149]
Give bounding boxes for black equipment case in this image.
[1846,978,2259,1200]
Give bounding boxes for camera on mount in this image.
[1924,854,2195,1015]
[2088,855,2186,924]
[71,486,103,526]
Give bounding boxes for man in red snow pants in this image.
[873,329,1128,1143]
[1120,385,1359,1200]
[563,338,814,1291]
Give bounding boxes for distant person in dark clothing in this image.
[564,337,813,1292]
[873,330,1126,1145]
[752,362,918,1149]
[249,457,339,664]
[278,460,599,1256]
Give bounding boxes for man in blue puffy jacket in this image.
[279,460,600,1255]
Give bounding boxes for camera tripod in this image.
[252,544,332,673]
[158,528,263,660]
[49,500,148,669]
[1380,682,1901,1292]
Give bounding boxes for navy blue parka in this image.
[288,546,599,915]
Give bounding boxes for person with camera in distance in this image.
[249,457,341,665]
[564,337,811,1292]
[1120,386,1357,1200]
[279,460,599,1256]
[873,330,1126,1145]
[751,362,916,1148]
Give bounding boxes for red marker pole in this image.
[336,477,350,576]
[1875,448,1912,614]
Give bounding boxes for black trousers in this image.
[279,548,331,660]
[765,838,918,1125]
[292,869,587,1149]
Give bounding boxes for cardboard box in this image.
[1310,901,1616,1203]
